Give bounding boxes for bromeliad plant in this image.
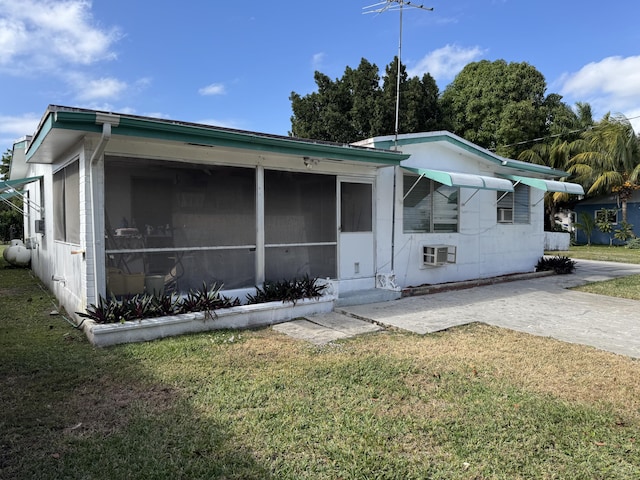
[535,255,577,275]
[246,275,327,305]
[78,283,240,325]
[78,277,325,324]
[178,282,241,314]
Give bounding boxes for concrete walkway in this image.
[274,260,640,358]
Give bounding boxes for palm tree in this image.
[518,102,593,228]
[574,211,596,245]
[567,113,640,223]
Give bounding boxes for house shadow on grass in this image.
[0,261,273,480]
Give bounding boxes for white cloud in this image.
[407,44,486,84]
[198,83,226,96]
[0,0,121,70]
[68,74,127,101]
[312,52,326,70]
[0,112,41,150]
[558,55,640,133]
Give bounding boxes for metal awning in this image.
[500,174,584,195]
[402,167,514,191]
[0,176,43,214]
[0,176,43,194]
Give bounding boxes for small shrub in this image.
[78,282,241,324]
[246,275,327,305]
[614,221,635,244]
[178,283,241,315]
[535,256,577,275]
[626,238,640,249]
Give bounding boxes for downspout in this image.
[89,116,117,305]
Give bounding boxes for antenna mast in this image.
[363,1,433,149]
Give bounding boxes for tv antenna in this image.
[363,1,433,149]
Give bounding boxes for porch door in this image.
[339,180,374,279]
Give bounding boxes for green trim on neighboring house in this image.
[26,106,410,166]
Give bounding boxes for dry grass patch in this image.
[358,324,640,414]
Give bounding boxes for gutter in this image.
[89,113,119,305]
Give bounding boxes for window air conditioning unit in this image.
[35,219,45,234]
[497,208,513,223]
[422,245,456,267]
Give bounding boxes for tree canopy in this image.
[290,57,443,143]
[439,60,575,158]
[1,149,11,180]
[0,149,23,242]
[290,58,582,158]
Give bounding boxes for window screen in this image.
[104,158,256,293]
[264,170,336,279]
[403,173,458,233]
[341,182,372,232]
[53,160,80,243]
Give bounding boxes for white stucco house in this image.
[6,105,583,332]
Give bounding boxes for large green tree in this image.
[1,148,11,180]
[0,149,23,242]
[440,60,554,158]
[290,57,442,143]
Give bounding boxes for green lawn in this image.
[550,244,640,264]
[2,247,640,479]
[548,245,640,299]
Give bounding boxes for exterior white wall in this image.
[544,232,571,251]
[382,141,545,289]
[23,142,92,319]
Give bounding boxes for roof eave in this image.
[26,106,409,166]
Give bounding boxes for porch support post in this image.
[255,165,265,285]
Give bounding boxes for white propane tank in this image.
[11,246,31,267]
[4,246,18,264]
[4,244,31,267]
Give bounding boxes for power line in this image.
[495,114,640,151]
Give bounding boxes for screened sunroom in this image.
[104,157,348,296]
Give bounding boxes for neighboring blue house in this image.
[573,189,640,245]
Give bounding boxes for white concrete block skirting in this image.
[84,296,336,347]
[545,231,571,251]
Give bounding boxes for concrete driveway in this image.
[336,259,640,359]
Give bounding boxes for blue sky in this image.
[2,0,640,156]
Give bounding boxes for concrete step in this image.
[272,312,383,345]
[335,288,401,307]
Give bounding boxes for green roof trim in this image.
[27,106,409,166]
[370,132,570,177]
